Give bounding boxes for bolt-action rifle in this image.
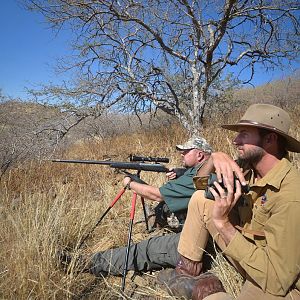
[51,154,186,178]
[51,154,185,292]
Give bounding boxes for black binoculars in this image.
[204,173,249,200]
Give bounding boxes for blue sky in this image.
[0,0,299,100]
[0,0,70,99]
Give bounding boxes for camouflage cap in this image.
[176,137,213,154]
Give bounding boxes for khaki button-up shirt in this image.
[224,158,300,296]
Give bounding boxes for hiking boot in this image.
[191,272,225,300]
[167,273,202,299]
[157,268,177,286]
[157,254,202,286]
[164,272,225,300]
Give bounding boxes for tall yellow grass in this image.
[1,111,299,299]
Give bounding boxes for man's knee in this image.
[189,190,206,210]
[188,190,214,218]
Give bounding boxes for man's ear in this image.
[264,132,278,146]
[197,150,204,161]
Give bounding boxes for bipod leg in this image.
[128,170,149,232]
[121,191,137,292]
[77,188,126,249]
[140,197,149,232]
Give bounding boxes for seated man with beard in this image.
[158,104,300,300]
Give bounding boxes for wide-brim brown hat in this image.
[222,103,300,153]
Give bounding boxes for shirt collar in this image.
[252,158,292,189]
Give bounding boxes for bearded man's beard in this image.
[238,146,264,166]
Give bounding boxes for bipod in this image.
[76,170,150,293]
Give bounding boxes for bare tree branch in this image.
[25,0,300,135]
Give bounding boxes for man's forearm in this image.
[129,181,163,202]
[214,220,237,245]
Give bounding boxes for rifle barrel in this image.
[51,159,112,165]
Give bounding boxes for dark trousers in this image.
[90,233,180,276]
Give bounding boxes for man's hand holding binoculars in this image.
[208,152,246,245]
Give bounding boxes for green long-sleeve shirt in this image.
[159,163,203,213]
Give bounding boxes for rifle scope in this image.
[129,154,169,163]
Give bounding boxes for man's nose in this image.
[233,135,239,145]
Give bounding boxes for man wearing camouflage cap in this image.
[123,136,213,220]
[60,137,213,276]
[176,137,213,153]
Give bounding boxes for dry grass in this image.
[209,246,244,299]
[1,110,299,299]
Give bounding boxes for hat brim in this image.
[176,145,194,151]
[221,122,300,153]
